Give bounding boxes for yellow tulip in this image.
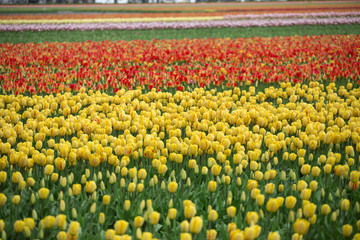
[0,171,6,183]
[345,146,354,157]
[11,171,23,184]
[180,220,189,232]
[340,199,350,212]
[300,189,312,200]
[0,219,5,232]
[342,224,353,237]
[324,164,332,174]
[227,222,237,235]
[134,216,144,228]
[180,233,192,240]
[230,229,243,240]
[350,171,360,183]
[311,166,321,177]
[208,181,217,192]
[321,204,331,215]
[247,179,258,191]
[43,215,55,229]
[251,188,261,199]
[256,194,265,206]
[189,216,203,234]
[128,182,136,193]
[27,177,35,187]
[56,231,67,240]
[184,204,197,219]
[38,188,50,200]
[144,146,155,159]
[246,211,259,225]
[293,218,310,235]
[189,159,197,169]
[267,231,280,240]
[90,203,96,214]
[167,181,178,194]
[211,165,221,176]
[14,220,25,233]
[207,229,217,240]
[140,232,152,240]
[85,181,97,193]
[303,203,316,218]
[114,220,128,235]
[68,221,80,236]
[168,208,177,220]
[266,198,279,213]
[149,211,160,225]
[102,195,111,206]
[72,184,82,196]
[12,195,20,205]
[300,164,311,175]
[24,218,35,230]
[265,183,275,195]
[124,200,131,211]
[89,155,100,167]
[54,157,66,171]
[353,233,360,240]
[138,169,147,180]
[208,209,218,222]
[285,196,297,209]
[243,225,261,240]
[137,183,144,193]
[297,180,308,192]
[227,206,237,218]
[44,164,54,176]
[55,214,67,230]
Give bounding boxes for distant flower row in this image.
[0,16,224,25]
[224,11,360,19]
[1,11,359,24]
[0,10,358,21]
[1,35,359,95]
[1,17,359,32]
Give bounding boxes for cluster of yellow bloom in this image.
[0,81,359,239]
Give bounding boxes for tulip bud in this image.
[32,209,38,221]
[124,200,131,211]
[0,219,4,232]
[340,199,350,212]
[60,200,66,212]
[331,212,337,222]
[288,211,295,222]
[72,208,77,219]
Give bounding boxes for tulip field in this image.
[1,1,360,240]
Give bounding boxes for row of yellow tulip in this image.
[0,80,359,239]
